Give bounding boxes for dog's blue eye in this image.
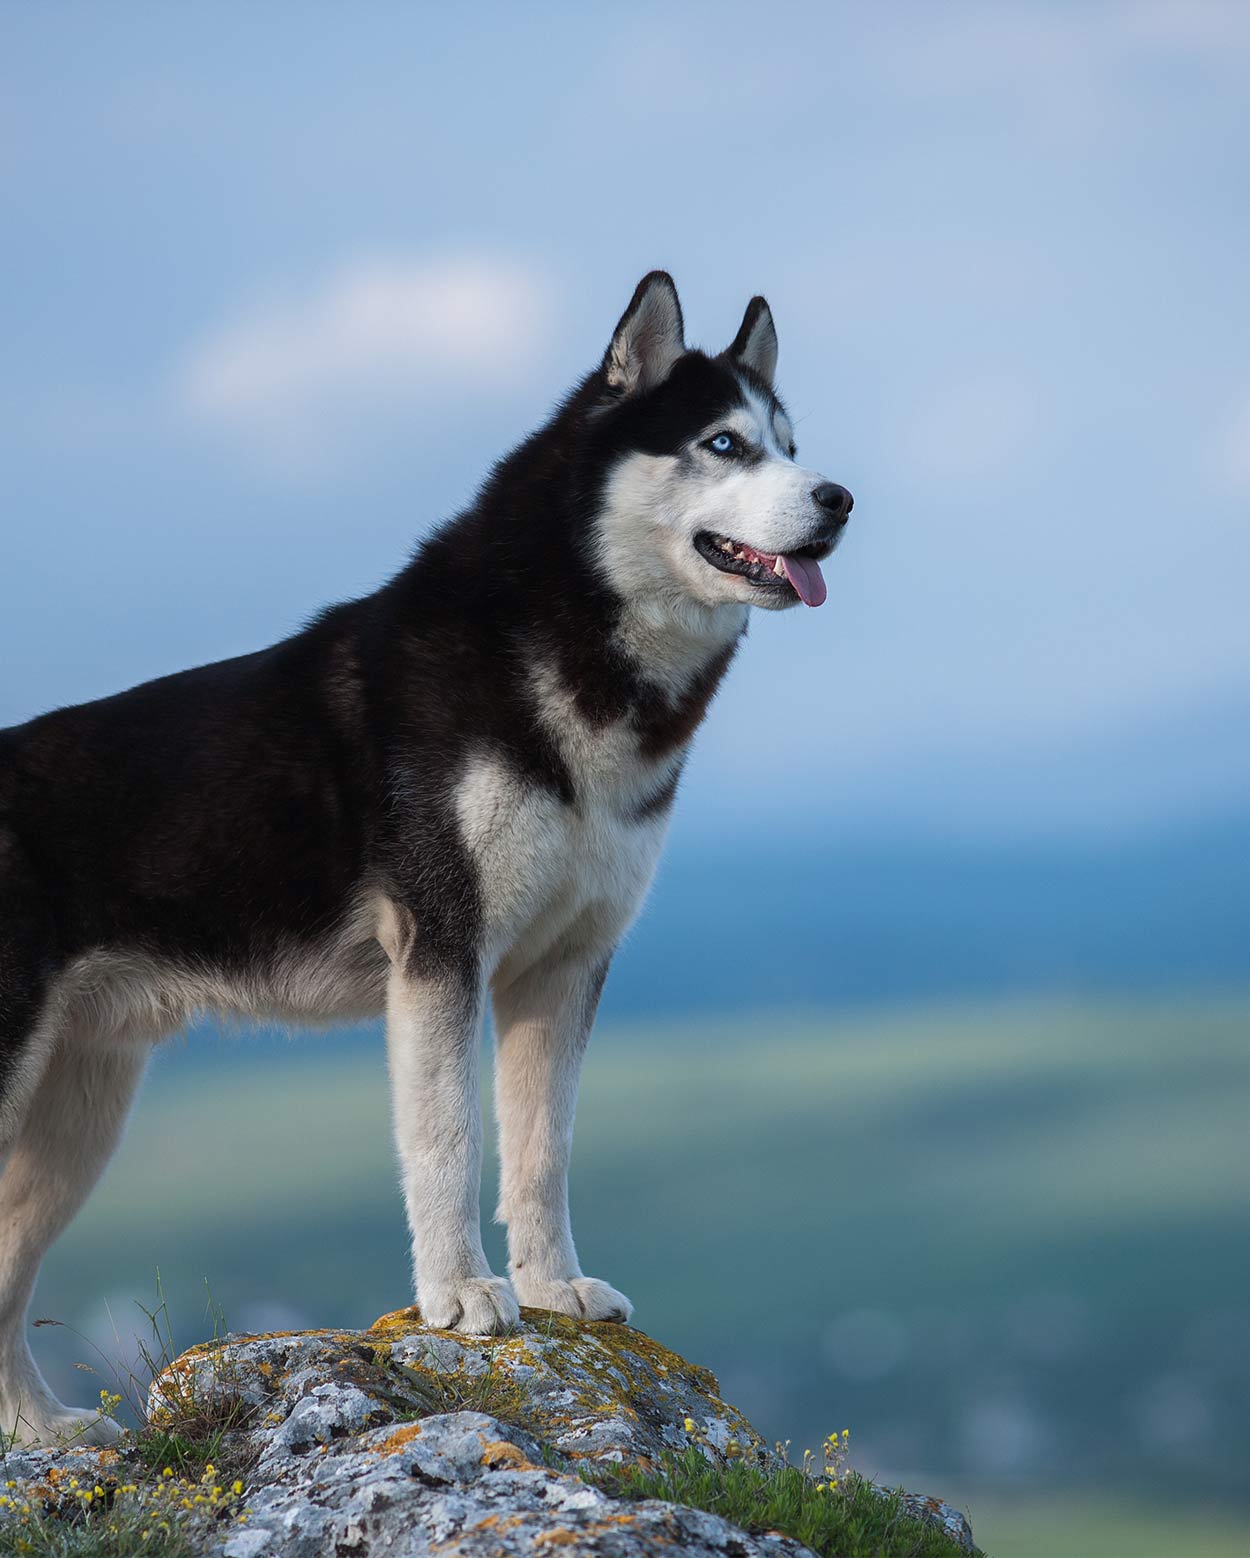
[708,433,736,455]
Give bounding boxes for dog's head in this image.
[587,272,852,616]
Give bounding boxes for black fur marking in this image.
[729,297,771,356]
[636,641,739,761]
[580,955,613,1038]
[0,810,55,1093]
[632,762,686,823]
[728,295,779,388]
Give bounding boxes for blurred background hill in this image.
[4,6,1248,1555]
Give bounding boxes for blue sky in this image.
[3,2,1248,842]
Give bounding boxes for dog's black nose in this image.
[812,482,853,523]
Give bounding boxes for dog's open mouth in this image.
[694,531,830,608]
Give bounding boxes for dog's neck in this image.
[614,594,746,704]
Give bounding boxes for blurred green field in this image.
[964,1494,1250,1558]
[35,996,1250,1558]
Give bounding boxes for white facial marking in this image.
[593,372,832,616]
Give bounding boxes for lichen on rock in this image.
[0,1307,977,1556]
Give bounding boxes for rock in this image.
[0,1307,977,1556]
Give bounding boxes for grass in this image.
[0,1505,194,1558]
[0,1465,247,1558]
[584,1446,978,1558]
[92,1280,258,1488]
[129,1352,256,1491]
[129,1420,253,1487]
[145,1325,254,1491]
[389,1355,532,1425]
[0,1283,257,1557]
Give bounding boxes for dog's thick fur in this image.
[0,274,851,1445]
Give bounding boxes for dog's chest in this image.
[455,712,679,973]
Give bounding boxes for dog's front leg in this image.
[492,951,632,1323]
[385,962,518,1334]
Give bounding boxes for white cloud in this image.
[180,253,550,472]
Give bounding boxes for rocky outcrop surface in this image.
[0,1307,976,1556]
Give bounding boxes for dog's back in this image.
[1,609,385,1039]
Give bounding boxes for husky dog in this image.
[0,273,852,1445]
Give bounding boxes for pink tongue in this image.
[780,553,827,608]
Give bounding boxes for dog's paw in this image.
[514,1274,633,1323]
[420,1275,519,1335]
[5,1404,124,1449]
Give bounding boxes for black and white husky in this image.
[0,273,852,1445]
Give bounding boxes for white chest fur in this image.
[455,665,685,982]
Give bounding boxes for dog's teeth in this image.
[773,556,787,577]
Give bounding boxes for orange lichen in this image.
[532,1513,643,1549]
[375,1422,425,1456]
[367,1306,426,1340]
[478,1438,533,1470]
[466,1512,526,1533]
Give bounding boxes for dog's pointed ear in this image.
[729,296,778,386]
[604,271,685,395]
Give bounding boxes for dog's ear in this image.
[604,272,685,395]
[729,296,778,387]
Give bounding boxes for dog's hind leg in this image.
[0,1036,148,1447]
